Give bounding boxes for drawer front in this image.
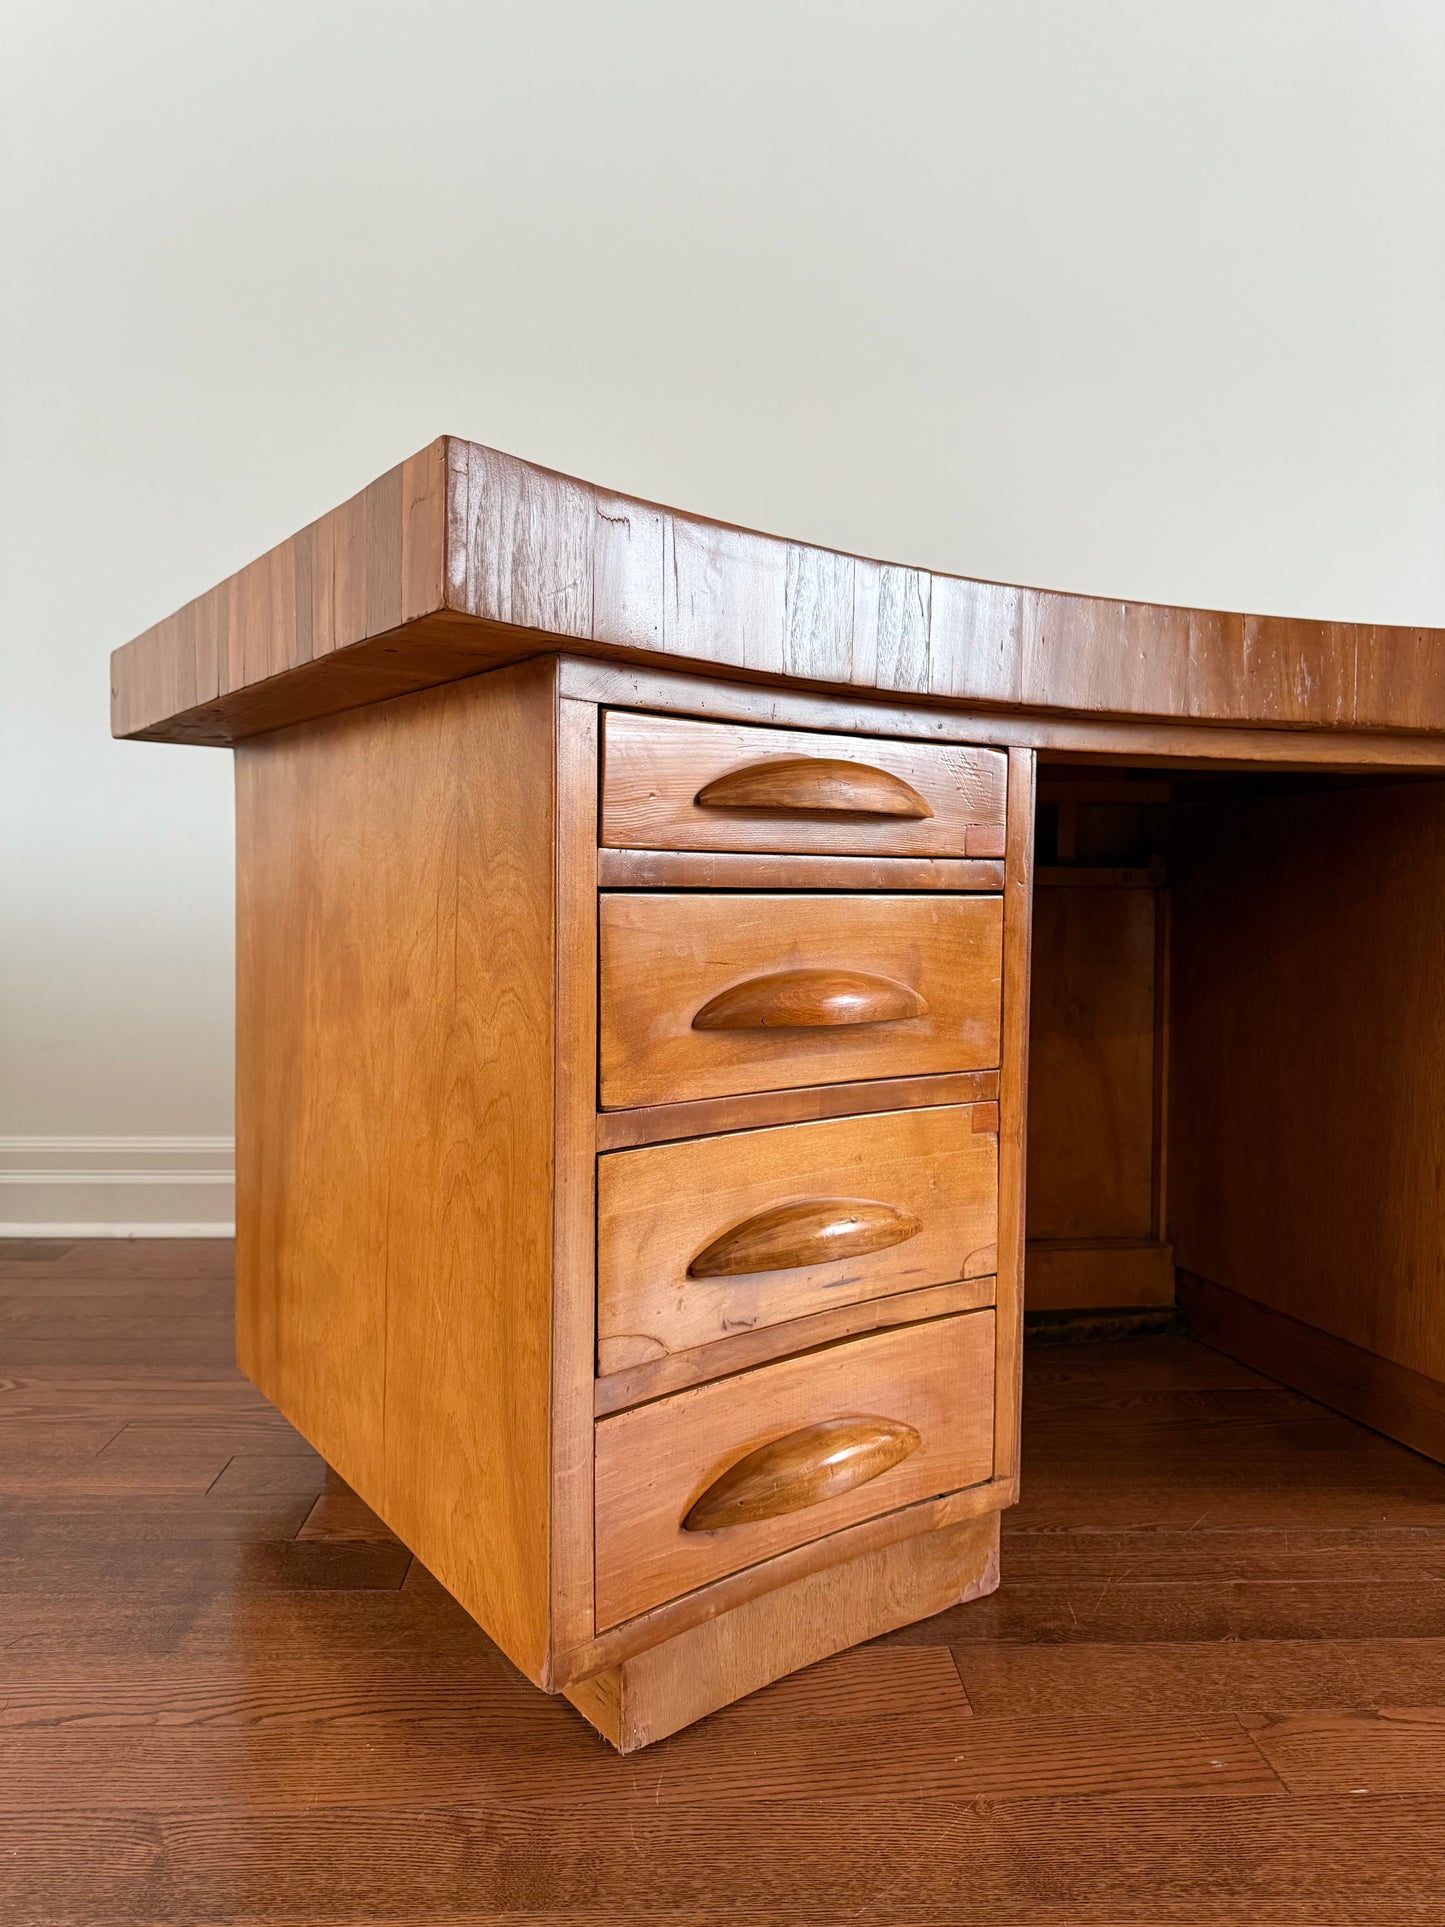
[596,1104,998,1373]
[602,711,1008,858]
[598,892,1004,1109]
[594,1311,996,1628]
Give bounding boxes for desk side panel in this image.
[235,660,559,1681]
[1169,778,1445,1456]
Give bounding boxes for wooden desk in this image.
[111,438,1445,1750]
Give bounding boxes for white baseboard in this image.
[0,1137,235,1237]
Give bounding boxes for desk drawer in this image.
[598,893,1004,1109]
[597,1104,999,1373]
[594,1310,996,1627]
[602,711,1008,858]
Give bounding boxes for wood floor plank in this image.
[0,1238,234,1281]
[953,1638,1445,1718]
[0,1539,411,1596]
[295,1487,400,1544]
[3,1796,1443,1925]
[1245,1706,1445,1795]
[998,1525,1445,1584]
[706,1644,973,1726]
[0,1498,316,1543]
[0,1372,278,1421]
[886,1577,1445,1645]
[5,1242,1445,1924]
[0,1655,538,1731]
[0,1712,1280,1814]
[1039,1336,1280,1392]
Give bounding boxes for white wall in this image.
[4,0,1444,1229]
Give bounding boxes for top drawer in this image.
[602,712,1007,859]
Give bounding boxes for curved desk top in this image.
[111,435,1445,749]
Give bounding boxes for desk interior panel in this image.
[1167,776,1445,1449]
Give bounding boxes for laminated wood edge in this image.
[111,438,1445,748]
[562,660,1445,770]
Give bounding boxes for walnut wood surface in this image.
[682,1416,923,1531]
[566,1514,999,1753]
[597,847,1005,890]
[111,436,1445,747]
[596,1104,998,1372]
[605,712,1004,856]
[1025,1238,1176,1311]
[234,661,572,1686]
[593,1274,998,1415]
[1178,1270,1445,1464]
[691,967,928,1031]
[686,1198,923,1278]
[991,749,1035,1482]
[1027,882,1159,1242]
[550,695,602,1658]
[564,1473,1016,1683]
[567,657,1445,773]
[696,755,933,818]
[592,1312,995,1628]
[594,1067,999,1149]
[598,892,1004,1108]
[1169,778,1445,1413]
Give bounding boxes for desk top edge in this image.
[109,434,1445,747]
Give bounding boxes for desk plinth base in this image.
[564,1512,1000,1753]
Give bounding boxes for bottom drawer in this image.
[593,1311,995,1628]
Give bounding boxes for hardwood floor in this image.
[4,1241,1445,1924]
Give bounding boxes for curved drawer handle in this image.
[692,967,928,1031]
[688,1197,923,1277]
[695,756,933,819]
[683,1415,922,1531]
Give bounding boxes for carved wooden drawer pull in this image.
[695,756,933,818]
[688,1197,924,1277]
[692,967,927,1031]
[683,1415,922,1531]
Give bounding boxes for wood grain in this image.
[1026,1238,1176,1310]
[603,711,1005,856]
[1168,778,1445,1451]
[684,1198,924,1277]
[596,1103,997,1371]
[112,437,1445,748]
[1178,1270,1445,1465]
[682,1415,923,1531]
[559,1473,1015,1683]
[690,966,928,1030]
[593,1311,995,1627]
[566,1513,998,1752]
[596,847,1005,890]
[593,1274,997,1415]
[598,892,1003,1108]
[1027,882,1160,1242]
[992,748,1035,1482]
[234,661,561,1684]
[695,754,934,818]
[593,1067,999,1149]
[12,1240,1445,1923]
[550,694,600,1656]
[566,657,1445,772]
